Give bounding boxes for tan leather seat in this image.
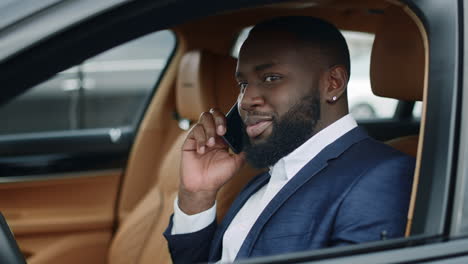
[386,135,419,157]
[107,50,260,264]
[370,5,425,156]
[370,5,427,236]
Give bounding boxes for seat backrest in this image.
[370,5,427,236]
[370,5,425,155]
[108,50,261,264]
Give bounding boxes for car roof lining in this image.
[179,1,389,35]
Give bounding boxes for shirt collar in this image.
[269,114,357,181]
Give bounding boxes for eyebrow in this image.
[235,62,276,79]
[254,62,275,72]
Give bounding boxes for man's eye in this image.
[264,75,281,82]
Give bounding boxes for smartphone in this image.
[222,103,245,154]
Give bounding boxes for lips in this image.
[245,116,273,138]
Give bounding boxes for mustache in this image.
[243,111,275,119]
[243,111,277,126]
[245,111,272,116]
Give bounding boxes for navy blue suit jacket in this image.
[164,127,415,263]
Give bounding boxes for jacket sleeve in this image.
[163,214,217,264]
[330,154,415,246]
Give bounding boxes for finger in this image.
[191,124,207,154]
[209,134,229,150]
[199,112,217,147]
[209,108,227,136]
[182,137,197,152]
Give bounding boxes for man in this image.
[164,16,414,263]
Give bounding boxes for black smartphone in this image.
[222,103,245,154]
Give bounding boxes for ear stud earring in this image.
[327,96,338,103]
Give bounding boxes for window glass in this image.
[413,101,422,119]
[0,30,175,135]
[231,28,398,120]
[0,0,18,10]
[343,31,398,120]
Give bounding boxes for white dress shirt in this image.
[172,114,357,263]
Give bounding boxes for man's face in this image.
[235,30,325,167]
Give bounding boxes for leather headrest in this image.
[176,50,238,121]
[370,6,425,101]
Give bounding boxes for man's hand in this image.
[178,108,245,215]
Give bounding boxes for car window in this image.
[0,30,175,135]
[232,28,398,120]
[413,101,422,119]
[0,0,19,10]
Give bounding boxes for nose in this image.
[239,84,265,111]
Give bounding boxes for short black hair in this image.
[250,16,351,77]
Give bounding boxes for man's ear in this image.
[324,65,348,104]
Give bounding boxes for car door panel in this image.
[21,231,112,264]
[0,95,135,264]
[0,25,175,263]
[0,127,133,176]
[0,171,120,263]
[0,128,130,263]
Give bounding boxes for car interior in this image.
[0,0,428,263]
[0,213,26,264]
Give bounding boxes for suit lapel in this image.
[236,127,369,259]
[209,171,271,260]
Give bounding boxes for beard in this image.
[243,89,321,169]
